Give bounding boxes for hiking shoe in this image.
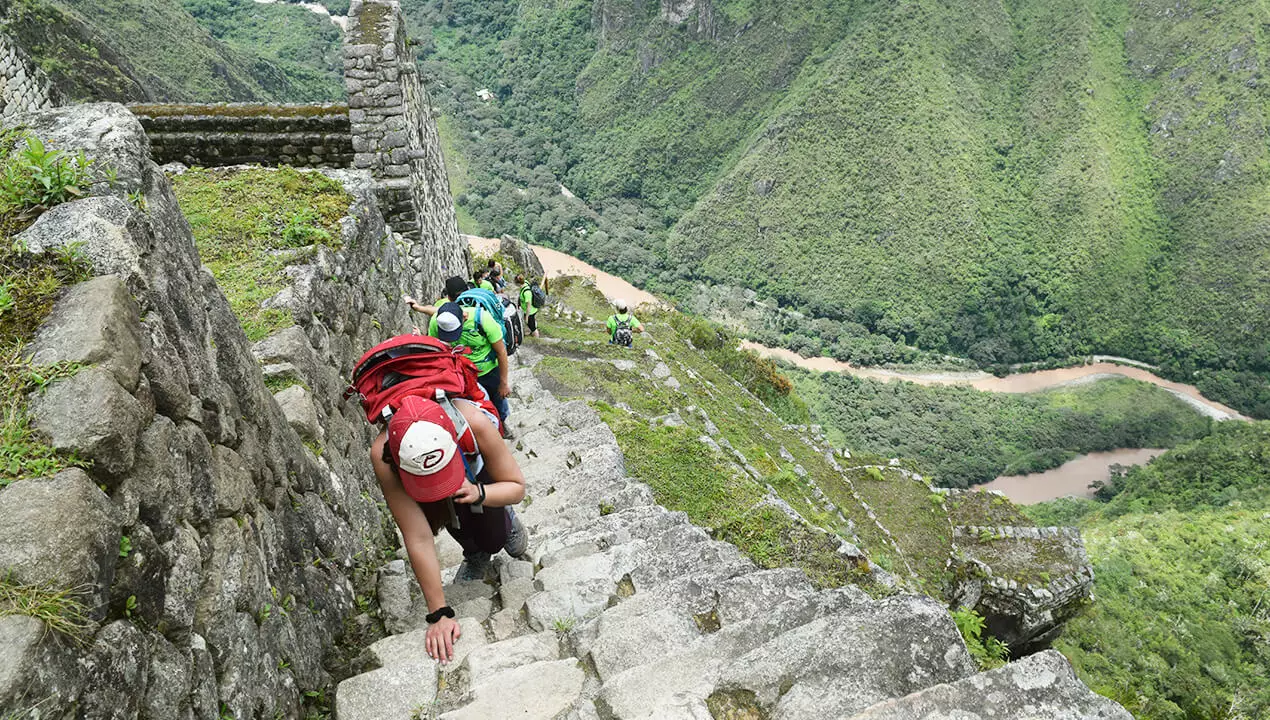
[501,424,516,440]
[455,552,492,582]
[504,509,528,558]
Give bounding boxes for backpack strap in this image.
[438,396,484,478]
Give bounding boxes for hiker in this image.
[437,301,511,428]
[475,269,496,294]
[606,299,643,347]
[404,277,512,430]
[517,274,544,338]
[487,259,507,291]
[368,390,527,663]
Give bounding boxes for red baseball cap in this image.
[387,396,466,503]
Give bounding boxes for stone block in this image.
[0,615,83,713]
[27,275,142,391]
[29,365,147,476]
[440,659,584,720]
[210,444,253,516]
[0,468,119,615]
[274,384,323,444]
[18,196,146,290]
[851,650,1132,719]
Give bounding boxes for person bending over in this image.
[370,395,526,663]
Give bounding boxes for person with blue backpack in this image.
[404,276,512,432]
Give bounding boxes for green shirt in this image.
[519,284,539,316]
[606,313,641,339]
[428,306,504,376]
[479,280,496,293]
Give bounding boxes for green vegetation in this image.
[796,369,1212,488]
[0,573,93,643]
[0,0,343,103]
[537,278,953,591]
[171,166,350,341]
[415,0,1270,419]
[180,0,344,100]
[951,607,1010,671]
[1026,423,1270,718]
[0,131,94,486]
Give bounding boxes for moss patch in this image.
[947,490,1033,528]
[171,166,351,341]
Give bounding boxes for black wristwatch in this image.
[425,606,455,624]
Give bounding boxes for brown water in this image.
[740,341,1246,421]
[980,448,1167,504]
[467,235,665,309]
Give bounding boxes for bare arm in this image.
[493,339,511,397]
[369,432,461,660]
[402,296,437,317]
[451,401,525,508]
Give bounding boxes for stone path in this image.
[335,349,1131,720]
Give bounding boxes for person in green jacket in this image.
[517,274,541,338]
[606,299,643,347]
[404,276,511,429]
[474,269,496,294]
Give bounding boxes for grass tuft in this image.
[0,573,94,645]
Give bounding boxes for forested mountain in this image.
[0,0,344,102]
[411,0,1270,417]
[1027,422,1270,718]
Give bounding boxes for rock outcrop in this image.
[332,347,1131,719]
[2,102,419,718]
[499,234,546,279]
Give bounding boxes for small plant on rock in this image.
[951,606,1009,670]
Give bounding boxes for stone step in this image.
[849,650,1132,720]
[438,658,586,720]
[339,368,1129,720]
[460,631,562,684]
[336,617,488,720]
[594,594,972,720]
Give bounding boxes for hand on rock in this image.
[403,295,417,307]
[426,616,461,663]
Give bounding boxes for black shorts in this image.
[526,313,537,332]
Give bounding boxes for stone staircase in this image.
[334,350,1131,720]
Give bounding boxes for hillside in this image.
[1026,423,1270,719]
[0,0,343,102]
[415,0,1270,417]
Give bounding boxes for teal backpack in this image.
[456,288,515,356]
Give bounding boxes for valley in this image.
[0,0,1266,715]
[473,234,1226,503]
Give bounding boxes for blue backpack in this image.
[456,288,514,355]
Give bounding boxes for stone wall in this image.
[129,104,354,168]
[0,103,419,720]
[0,33,57,117]
[345,0,466,302]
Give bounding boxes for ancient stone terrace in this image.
[128,0,465,302]
[129,103,354,169]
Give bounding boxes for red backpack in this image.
[344,334,500,429]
